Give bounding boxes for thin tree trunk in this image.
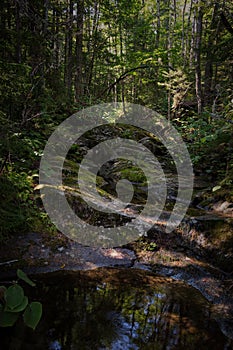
[119,6,125,103]
[64,0,74,101]
[55,8,60,69]
[194,1,203,114]
[204,3,221,107]
[167,0,174,120]
[75,0,84,102]
[154,0,161,107]
[87,1,99,91]
[15,1,21,63]
[44,0,49,33]
[173,0,177,25]
[181,0,187,66]
[156,0,161,48]
[188,0,194,68]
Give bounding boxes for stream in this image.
[1,268,232,350]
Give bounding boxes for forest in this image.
[1,0,233,348]
[0,0,233,239]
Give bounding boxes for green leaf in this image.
[0,311,19,327]
[17,269,36,287]
[23,302,42,330]
[212,185,221,192]
[4,285,24,310]
[5,296,28,313]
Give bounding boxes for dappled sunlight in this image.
[102,248,133,260]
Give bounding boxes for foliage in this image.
[0,0,233,242]
[0,172,56,242]
[136,237,158,252]
[175,112,233,191]
[120,166,147,184]
[0,269,42,330]
[161,69,191,114]
[0,174,31,240]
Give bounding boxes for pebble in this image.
[57,247,64,252]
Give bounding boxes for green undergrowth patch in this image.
[120,166,147,184]
[127,237,158,253]
[0,172,57,243]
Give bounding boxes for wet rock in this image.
[213,201,231,212]
[224,207,233,215]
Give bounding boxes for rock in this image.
[57,246,64,252]
[49,340,62,350]
[213,201,231,212]
[223,207,233,216]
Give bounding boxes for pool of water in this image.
[1,268,231,350]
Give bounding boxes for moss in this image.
[120,166,147,184]
[129,237,158,253]
[96,187,112,199]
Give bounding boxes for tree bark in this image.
[204,3,220,107]
[87,1,100,91]
[75,0,84,102]
[194,0,203,114]
[181,0,187,66]
[155,0,161,49]
[15,1,21,63]
[64,0,74,101]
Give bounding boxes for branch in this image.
[98,65,150,98]
[20,112,47,127]
[220,12,233,35]
[98,64,175,99]
[0,153,10,175]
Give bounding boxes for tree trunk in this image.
[194,1,203,114]
[181,0,187,66]
[75,0,84,102]
[204,3,220,108]
[87,1,99,92]
[167,0,175,120]
[155,0,161,49]
[15,1,21,63]
[188,0,194,68]
[53,8,60,69]
[64,0,74,101]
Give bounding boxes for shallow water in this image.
[1,268,231,350]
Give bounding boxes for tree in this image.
[75,0,84,101]
[193,0,203,114]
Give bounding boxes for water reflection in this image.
[1,268,231,350]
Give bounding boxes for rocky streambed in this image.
[0,213,233,344]
[1,125,233,346]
